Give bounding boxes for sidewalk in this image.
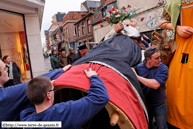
[44,56,52,73]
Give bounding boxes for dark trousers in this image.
[148,103,168,129]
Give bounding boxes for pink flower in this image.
[112,8,115,11]
[100,24,103,27]
[106,16,109,20]
[128,5,131,8]
[100,19,103,22]
[109,10,112,13]
[141,17,144,21]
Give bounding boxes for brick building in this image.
[61,11,88,54]
[73,0,101,51]
[92,0,118,43]
[50,0,102,54]
[45,12,66,52]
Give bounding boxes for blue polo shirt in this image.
[20,75,109,129]
[136,62,168,106]
[0,68,64,125]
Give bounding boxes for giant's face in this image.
[124,19,137,28]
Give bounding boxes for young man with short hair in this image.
[20,68,109,129]
[132,46,168,129]
[0,59,68,125]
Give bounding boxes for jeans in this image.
[148,103,168,129]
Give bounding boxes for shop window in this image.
[0,10,31,81]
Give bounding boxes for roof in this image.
[62,20,78,27]
[63,11,88,23]
[86,1,100,8]
[99,0,116,10]
[48,22,63,30]
[82,1,100,10]
[56,13,66,22]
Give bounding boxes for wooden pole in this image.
[110,111,119,126]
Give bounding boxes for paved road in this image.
[44,56,52,73]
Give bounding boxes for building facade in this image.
[92,0,169,43]
[73,0,101,51]
[45,12,66,54]
[92,0,116,43]
[0,0,46,79]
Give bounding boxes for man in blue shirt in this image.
[132,46,168,129]
[0,59,69,126]
[20,68,109,129]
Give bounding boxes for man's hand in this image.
[114,22,124,33]
[176,25,193,38]
[84,68,98,78]
[131,67,138,77]
[63,65,72,72]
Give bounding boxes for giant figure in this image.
[159,0,193,128]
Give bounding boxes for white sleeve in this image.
[104,28,118,41]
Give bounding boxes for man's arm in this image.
[1,66,71,121]
[132,68,160,89]
[136,75,160,89]
[15,62,21,77]
[69,68,109,128]
[104,22,124,41]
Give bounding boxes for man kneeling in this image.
[20,68,109,129]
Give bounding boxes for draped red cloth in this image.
[53,63,148,129]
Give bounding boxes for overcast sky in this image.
[40,0,99,46]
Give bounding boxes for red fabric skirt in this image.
[54,63,148,129]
